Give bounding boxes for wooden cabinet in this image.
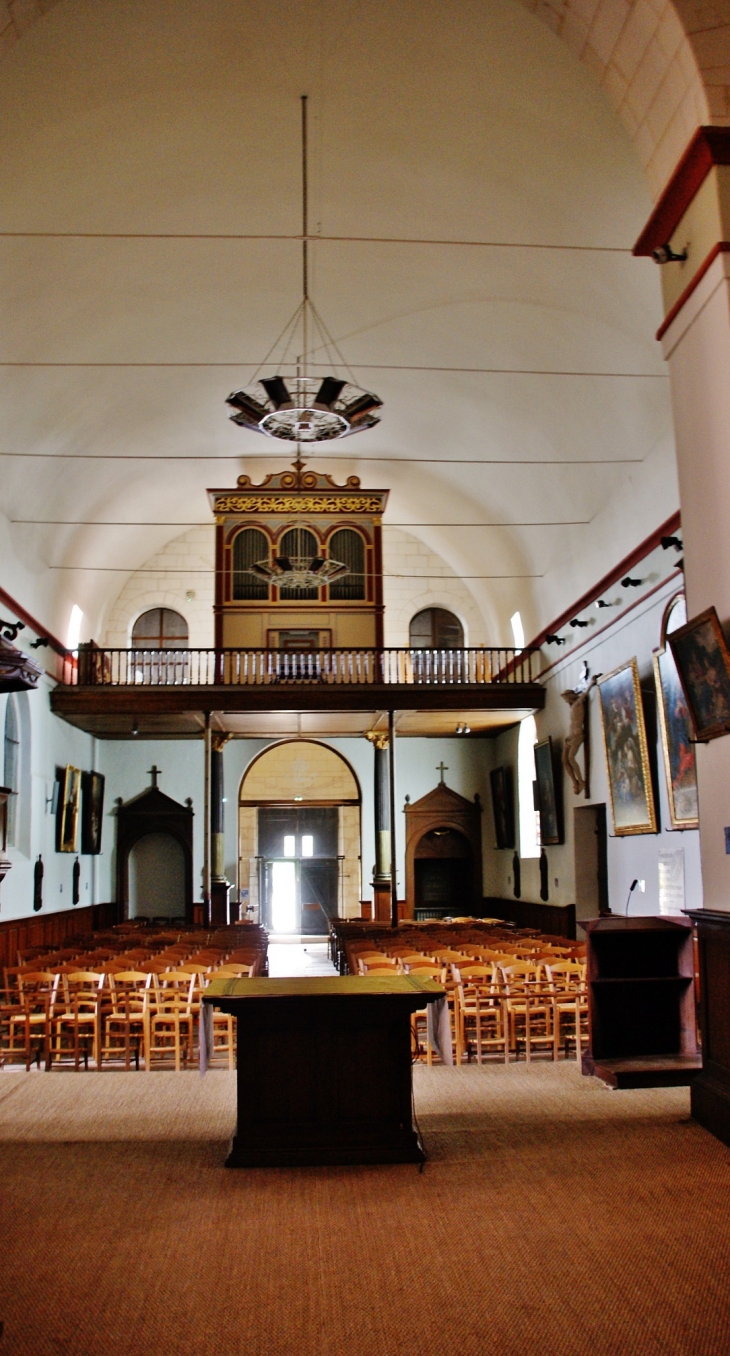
[581,916,700,1088]
[204,975,443,1167]
[687,909,730,1148]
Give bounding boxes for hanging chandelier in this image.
[226,97,383,444]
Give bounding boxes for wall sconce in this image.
[29,636,50,649]
[621,576,643,588]
[595,599,617,609]
[661,535,683,552]
[652,244,688,264]
[545,633,566,646]
[570,618,590,628]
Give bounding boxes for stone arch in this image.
[238,740,361,923]
[518,0,722,198]
[4,0,726,199]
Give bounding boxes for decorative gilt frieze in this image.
[213,494,385,516]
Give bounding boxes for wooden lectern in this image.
[204,974,444,1167]
[581,915,700,1088]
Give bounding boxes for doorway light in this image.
[67,604,83,652]
[284,835,295,857]
[302,835,314,857]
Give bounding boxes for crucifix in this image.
[147,765,161,788]
[436,761,448,784]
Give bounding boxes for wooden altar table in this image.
[203,974,444,1167]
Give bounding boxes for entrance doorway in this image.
[258,806,340,935]
[574,804,609,919]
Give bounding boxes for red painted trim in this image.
[527,510,681,651]
[0,585,66,656]
[634,127,730,257]
[538,569,684,680]
[656,241,730,341]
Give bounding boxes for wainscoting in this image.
[0,902,119,970]
[483,897,577,940]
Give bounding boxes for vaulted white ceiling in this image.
[0,0,675,648]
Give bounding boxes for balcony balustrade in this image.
[65,645,539,689]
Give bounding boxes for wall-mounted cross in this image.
[147,765,161,788]
[436,761,448,784]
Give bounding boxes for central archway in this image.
[239,741,361,933]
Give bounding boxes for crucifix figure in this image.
[147,765,161,788]
[436,761,448,785]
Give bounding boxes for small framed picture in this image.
[668,605,730,742]
[58,765,81,853]
[597,660,657,835]
[534,738,561,845]
[81,771,105,854]
[653,594,698,830]
[489,766,515,849]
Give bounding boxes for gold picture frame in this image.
[653,593,699,830]
[597,659,657,836]
[58,765,81,853]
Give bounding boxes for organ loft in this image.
[209,467,388,652]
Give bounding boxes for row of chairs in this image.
[353,949,587,1064]
[1,923,269,1072]
[0,966,246,1072]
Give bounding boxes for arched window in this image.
[3,696,19,847]
[329,528,366,600]
[232,527,270,600]
[518,714,540,859]
[132,608,189,650]
[409,608,464,649]
[278,526,320,601]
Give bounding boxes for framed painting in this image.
[668,605,730,742]
[81,770,105,854]
[58,765,81,853]
[490,766,515,849]
[534,738,560,845]
[653,594,698,830]
[597,660,657,835]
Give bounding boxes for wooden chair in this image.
[455,980,509,1064]
[146,975,195,1071]
[51,972,104,1069]
[545,962,588,1060]
[100,971,152,1070]
[10,973,60,1070]
[500,963,553,1062]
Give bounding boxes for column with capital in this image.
[636,127,730,1144]
[366,731,391,922]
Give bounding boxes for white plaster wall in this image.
[102,526,215,649]
[102,523,489,652]
[663,254,730,914]
[0,678,108,919]
[489,576,702,917]
[382,529,488,647]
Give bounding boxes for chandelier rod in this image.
[301,94,309,372]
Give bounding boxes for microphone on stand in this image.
[625,879,638,916]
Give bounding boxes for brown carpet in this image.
[1,1063,729,1356]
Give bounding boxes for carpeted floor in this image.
[1,1062,729,1355]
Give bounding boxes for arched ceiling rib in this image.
[0,0,675,647]
[2,0,723,200]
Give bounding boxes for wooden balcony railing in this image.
[65,646,540,688]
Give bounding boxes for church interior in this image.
[2,1,730,1352]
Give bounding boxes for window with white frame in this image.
[517,714,540,859]
[3,696,19,847]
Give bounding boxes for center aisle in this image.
[266,939,338,978]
